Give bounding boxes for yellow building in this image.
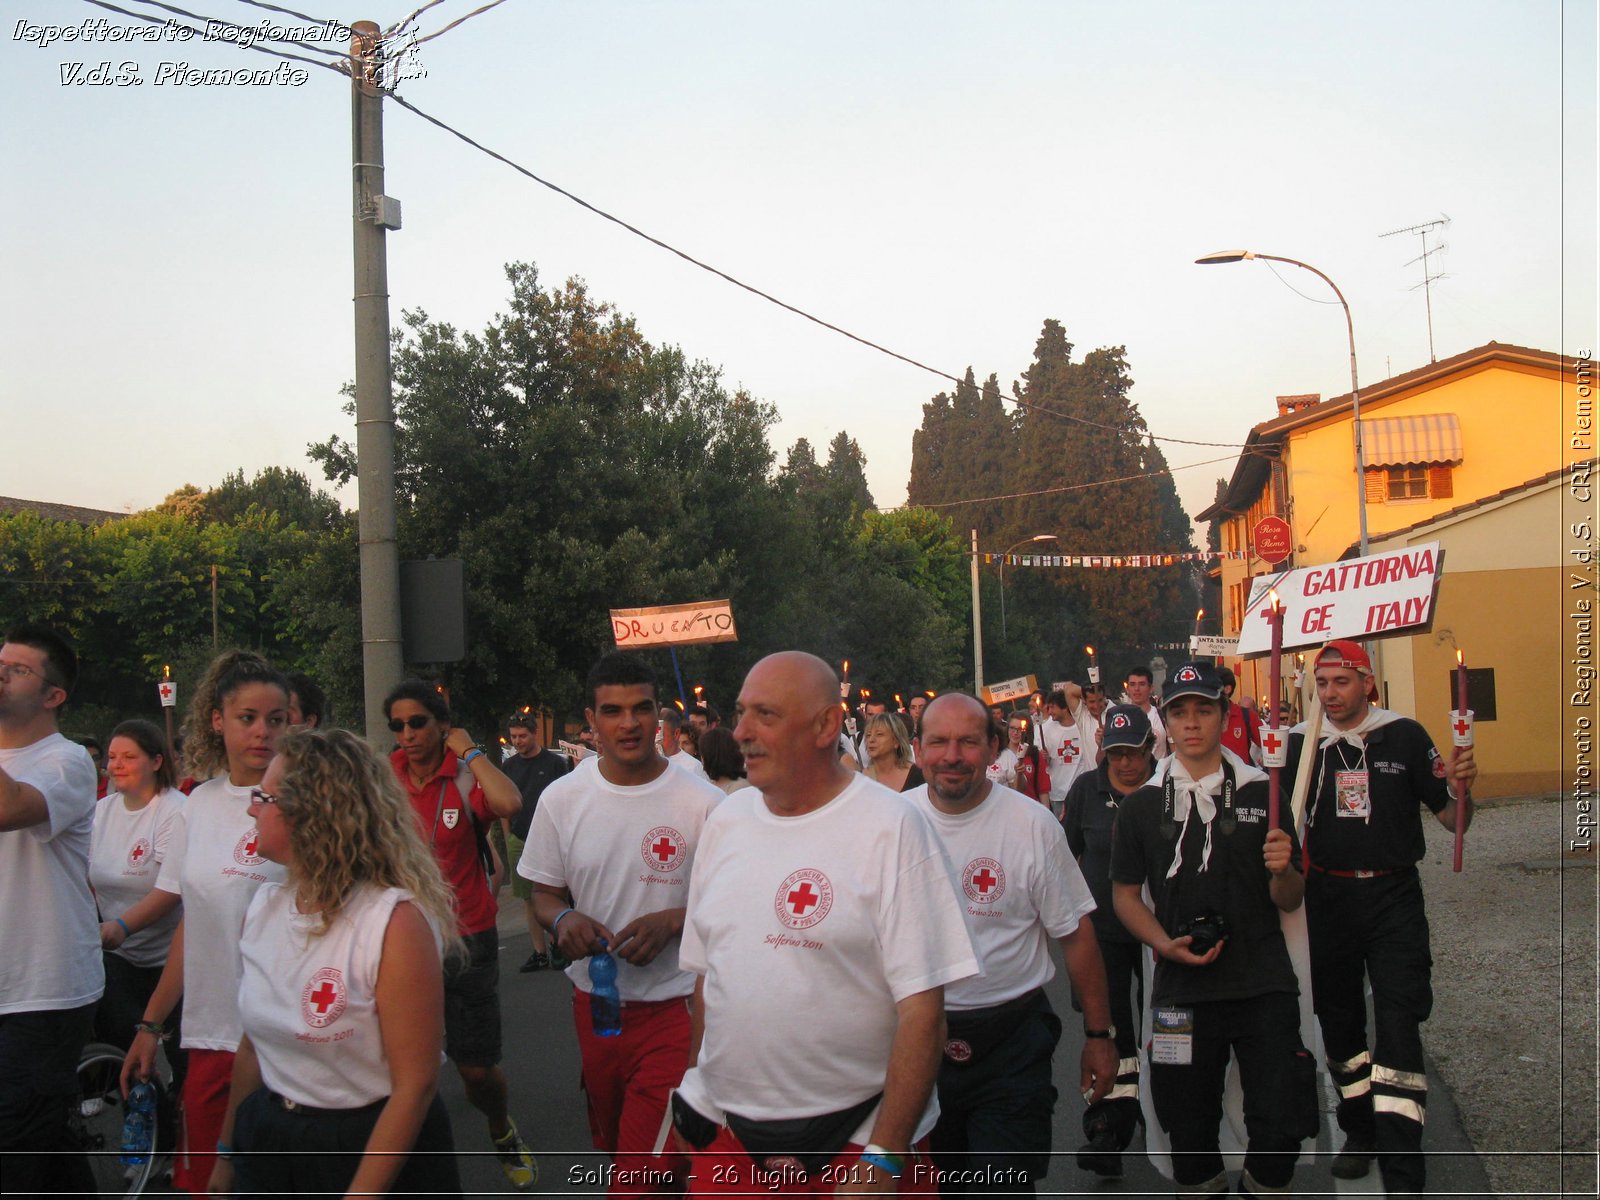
[1198,341,1581,798]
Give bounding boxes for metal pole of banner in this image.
[668,648,688,706]
[970,529,984,695]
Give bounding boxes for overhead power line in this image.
[898,452,1250,510]
[408,0,509,47]
[122,0,347,57]
[81,0,349,73]
[383,90,1248,451]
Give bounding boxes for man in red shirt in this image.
[384,679,535,1191]
[1217,667,1263,764]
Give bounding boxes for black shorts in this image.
[443,928,503,1069]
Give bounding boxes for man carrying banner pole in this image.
[1283,639,1477,1194]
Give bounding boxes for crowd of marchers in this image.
[0,621,1475,1199]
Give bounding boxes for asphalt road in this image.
[441,908,1495,1197]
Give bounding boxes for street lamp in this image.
[1195,250,1369,558]
[1000,534,1058,641]
[1197,248,1381,691]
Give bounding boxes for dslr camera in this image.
[1176,910,1230,955]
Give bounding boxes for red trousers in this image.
[174,1048,233,1196]
[573,989,692,1196]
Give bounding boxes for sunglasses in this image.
[387,715,433,732]
[249,788,281,807]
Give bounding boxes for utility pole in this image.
[350,20,404,743]
[970,528,984,696]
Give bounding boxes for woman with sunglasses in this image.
[1060,703,1158,1179]
[380,680,534,1189]
[207,730,463,1198]
[122,651,291,1196]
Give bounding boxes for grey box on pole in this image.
[400,558,467,664]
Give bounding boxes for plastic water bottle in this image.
[588,941,622,1038]
[120,1081,157,1165]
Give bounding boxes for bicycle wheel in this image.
[72,1042,155,1198]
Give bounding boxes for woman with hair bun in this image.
[122,650,291,1196]
[209,729,463,1198]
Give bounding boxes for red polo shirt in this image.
[390,747,497,936]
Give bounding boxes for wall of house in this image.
[1283,360,1566,567]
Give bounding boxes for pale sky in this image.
[4,0,1594,543]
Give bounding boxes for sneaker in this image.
[493,1118,538,1191]
[519,952,549,973]
[1330,1137,1375,1179]
[1075,1127,1123,1178]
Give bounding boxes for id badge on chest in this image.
[1335,769,1371,819]
[1150,1006,1194,1065]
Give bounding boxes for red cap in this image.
[1315,639,1380,701]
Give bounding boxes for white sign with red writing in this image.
[1236,541,1443,656]
[611,600,738,649]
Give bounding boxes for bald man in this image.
[912,694,1117,1193]
[674,652,978,1196]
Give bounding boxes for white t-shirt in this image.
[910,783,1096,1011]
[1038,717,1093,802]
[677,776,979,1130]
[1145,705,1170,758]
[667,750,708,778]
[157,776,287,1051]
[987,748,1020,790]
[0,733,103,1014]
[520,756,722,1001]
[239,882,433,1109]
[90,788,186,968]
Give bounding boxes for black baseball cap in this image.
[1102,704,1153,749]
[1160,661,1225,709]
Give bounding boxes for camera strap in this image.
[1161,759,1236,880]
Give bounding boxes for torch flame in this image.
[1085,645,1095,656]
[1456,650,1463,667]
[1196,608,1205,621]
[894,694,902,705]
[163,664,171,679]
[1268,589,1280,612]
[674,700,685,711]
[842,659,850,674]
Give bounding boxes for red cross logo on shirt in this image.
[774,868,833,930]
[234,828,263,866]
[300,968,348,1028]
[1059,740,1078,765]
[128,839,151,868]
[962,857,1006,905]
[639,826,687,873]
[787,882,819,914]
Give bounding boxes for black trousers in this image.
[233,1087,463,1199]
[1080,937,1143,1149]
[930,992,1061,1192]
[1148,992,1307,1190]
[0,1002,98,1194]
[1306,868,1432,1192]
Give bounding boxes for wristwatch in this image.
[1084,1026,1116,1039]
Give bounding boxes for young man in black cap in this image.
[1062,703,1158,1177]
[1110,661,1314,1198]
[1285,639,1477,1193]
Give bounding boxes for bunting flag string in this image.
[980,550,1248,568]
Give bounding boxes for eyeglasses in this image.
[248,788,281,807]
[0,662,51,685]
[387,715,433,732]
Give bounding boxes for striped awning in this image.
[1362,413,1462,466]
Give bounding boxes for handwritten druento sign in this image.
[1236,541,1443,656]
[612,600,738,649]
[981,675,1038,706]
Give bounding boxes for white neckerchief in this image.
[1316,705,1402,751]
[1148,748,1267,881]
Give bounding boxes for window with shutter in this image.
[1365,468,1387,504]
[1385,465,1429,501]
[1428,465,1453,499]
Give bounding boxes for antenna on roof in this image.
[1380,215,1451,364]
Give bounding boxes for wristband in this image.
[134,1020,169,1042]
[552,907,576,931]
[114,917,131,937]
[215,1140,235,1160]
[462,747,485,764]
[861,1145,905,1178]
[1084,1026,1116,1039]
